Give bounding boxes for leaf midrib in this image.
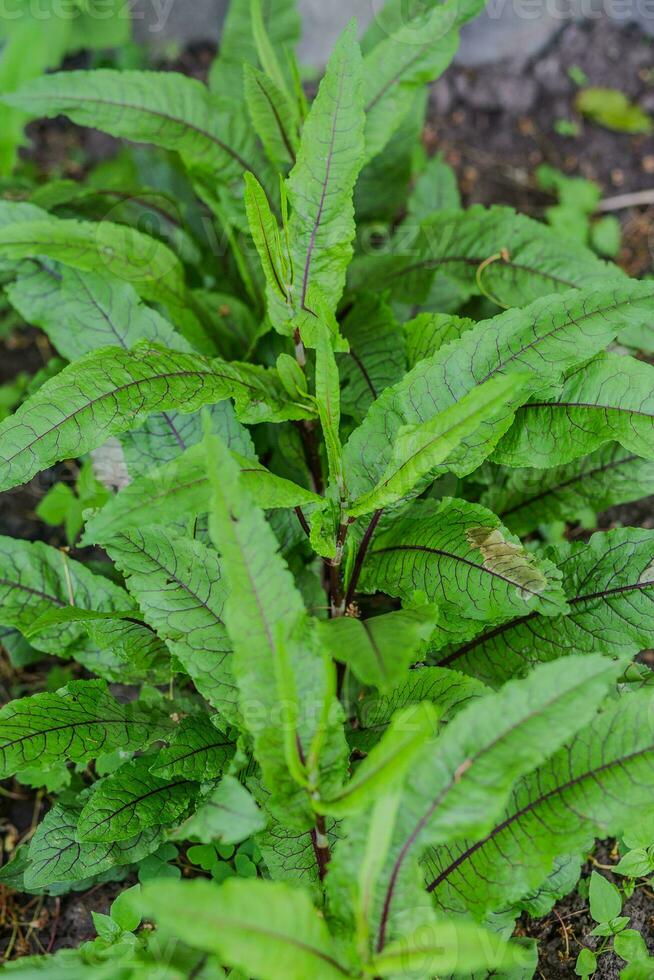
[154,739,232,770]
[375,671,613,950]
[438,577,654,667]
[388,255,579,289]
[0,575,68,608]
[82,777,193,836]
[498,450,639,519]
[299,57,349,309]
[0,366,245,469]
[481,292,654,382]
[14,90,257,177]
[0,714,141,753]
[522,399,654,419]
[172,907,352,975]
[425,741,654,893]
[74,272,189,451]
[370,543,550,602]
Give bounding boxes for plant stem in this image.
[297,734,332,879]
[311,814,331,881]
[296,419,324,495]
[345,509,384,607]
[329,519,352,618]
[295,505,311,538]
[598,188,654,212]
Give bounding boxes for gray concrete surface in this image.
[131,0,654,64]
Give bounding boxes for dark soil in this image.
[2,14,654,973]
[429,19,654,277]
[520,845,654,979]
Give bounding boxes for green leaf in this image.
[206,433,344,821]
[337,295,406,423]
[244,171,290,306]
[576,948,597,978]
[80,617,171,686]
[0,679,167,779]
[6,265,235,470]
[209,0,301,97]
[280,22,365,328]
[0,20,58,176]
[138,878,351,980]
[369,918,530,976]
[319,605,438,693]
[150,716,234,782]
[347,374,523,516]
[350,666,487,754]
[494,352,654,468]
[0,214,202,342]
[408,152,461,218]
[244,65,298,168]
[576,87,652,134]
[362,0,468,161]
[355,86,426,224]
[318,702,440,817]
[111,885,142,933]
[481,444,654,537]
[614,849,653,878]
[351,204,620,310]
[327,655,621,952]
[425,688,654,919]
[591,215,621,258]
[203,358,315,424]
[77,755,198,843]
[614,928,650,962]
[359,498,567,625]
[25,803,162,890]
[103,528,238,720]
[4,69,268,190]
[0,345,225,493]
[589,871,623,923]
[404,313,475,368]
[518,854,584,918]
[176,776,266,845]
[82,442,320,545]
[437,528,654,685]
[116,399,255,481]
[0,846,31,891]
[6,266,192,361]
[255,815,338,895]
[314,320,344,491]
[0,534,133,655]
[344,281,654,500]
[0,343,313,494]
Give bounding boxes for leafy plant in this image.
[574,871,653,977]
[575,87,652,135]
[536,164,621,258]
[0,0,653,976]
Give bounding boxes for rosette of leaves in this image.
[0,0,653,976]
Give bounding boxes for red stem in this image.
[345,509,384,607]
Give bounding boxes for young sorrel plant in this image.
[1,0,654,976]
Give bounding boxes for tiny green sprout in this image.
[568,64,589,87]
[554,118,581,137]
[575,946,597,978]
